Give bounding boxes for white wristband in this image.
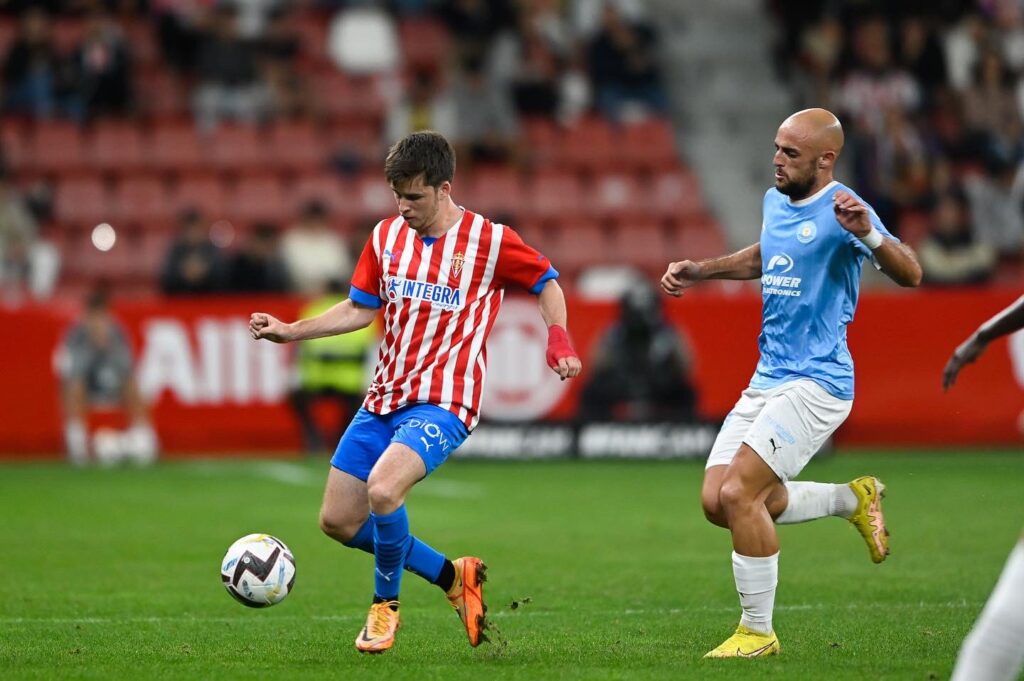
[858,226,884,250]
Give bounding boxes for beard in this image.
[775,172,816,199]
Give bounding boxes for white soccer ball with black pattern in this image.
[220,534,296,608]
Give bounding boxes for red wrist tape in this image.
[545,324,577,369]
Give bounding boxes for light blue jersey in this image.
[749,180,896,400]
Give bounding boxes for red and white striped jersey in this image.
[349,209,556,430]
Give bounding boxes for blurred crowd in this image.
[0,0,674,304]
[773,0,1024,286]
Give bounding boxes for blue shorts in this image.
[330,404,469,481]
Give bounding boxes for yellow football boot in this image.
[704,624,780,658]
[446,556,488,646]
[354,601,400,653]
[848,476,890,563]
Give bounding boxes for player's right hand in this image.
[942,334,988,390]
[250,313,292,343]
[661,260,703,297]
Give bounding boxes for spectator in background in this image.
[449,54,520,167]
[289,278,375,454]
[587,1,668,122]
[71,10,134,119]
[281,199,351,295]
[898,15,947,97]
[225,221,291,293]
[0,170,59,303]
[579,283,696,422]
[56,288,158,466]
[1,8,71,118]
[919,189,996,286]
[258,8,313,121]
[193,4,269,131]
[160,207,226,295]
[384,68,456,145]
[964,149,1024,259]
[963,50,1020,145]
[151,0,205,73]
[437,0,517,65]
[326,2,399,76]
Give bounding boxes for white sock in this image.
[951,540,1024,681]
[125,422,159,465]
[64,420,88,465]
[775,481,857,524]
[733,551,778,635]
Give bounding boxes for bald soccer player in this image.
[661,109,922,658]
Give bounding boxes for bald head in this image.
[772,108,844,199]
[780,108,844,157]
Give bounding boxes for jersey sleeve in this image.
[349,236,383,309]
[492,226,559,294]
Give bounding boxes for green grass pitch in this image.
[3,451,1023,680]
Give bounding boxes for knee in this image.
[366,478,403,514]
[718,477,754,515]
[701,491,728,527]
[319,511,365,544]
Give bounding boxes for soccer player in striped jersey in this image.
[661,109,922,658]
[249,131,581,653]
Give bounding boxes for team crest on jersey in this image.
[796,220,816,243]
[451,252,465,278]
[386,276,463,310]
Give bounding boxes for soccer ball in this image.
[220,534,296,608]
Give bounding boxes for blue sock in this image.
[343,517,446,584]
[372,506,411,600]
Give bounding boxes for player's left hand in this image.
[546,325,582,380]
[833,190,872,237]
[942,334,988,390]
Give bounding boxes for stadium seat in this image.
[673,219,728,261]
[54,177,112,226]
[134,68,189,119]
[88,122,148,173]
[289,173,345,217]
[30,122,87,175]
[523,171,584,219]
[113,176,174,225]
[0,118,29,172]
[152,123,204,172]
[270,122,329,172]
[293,14,331,68]
[208,125,268,173]
[647,169,707,220]
[230,174,289,223]
[355,172,397,220]
[609,221,673,270]
[51,19,84,56]
[589,173,644,219]
[314,72,386,124]
[122,18,159,66]
[171,175,229,219]
[465,166,524,222]
[397,18,450,70]
[618,119,680,172]
[556,116,615,171]
[547,218,614,274]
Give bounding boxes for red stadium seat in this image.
[0,118,29,172]
[314,72,386,124]
[397,18,450,70]
[88,122,148,173]
[521,117,560,168]
[556,116,615,171]
[113,176,173,225]
[465,166,524,221]
[293,14,331,67]
[51,20,84,56]
[54,177,112,226]
[152,123,204,172]
[135,68,189,119]
[30,122,87,175]
[122,18,159,66]
[270,121,329,172]
[208,125,268,172]
[647,169,707,220]
[172,175,228,218]
[609,221,673,269]
[355,171,397,220]
[290,173,345,217]
[523,171,583,219]
[618,119,679,171]
[673,219,728,261]
[545,218,614,273]
[589,173,643,219]
[230,174,288,223]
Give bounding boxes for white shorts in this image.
[705,379,852,482]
